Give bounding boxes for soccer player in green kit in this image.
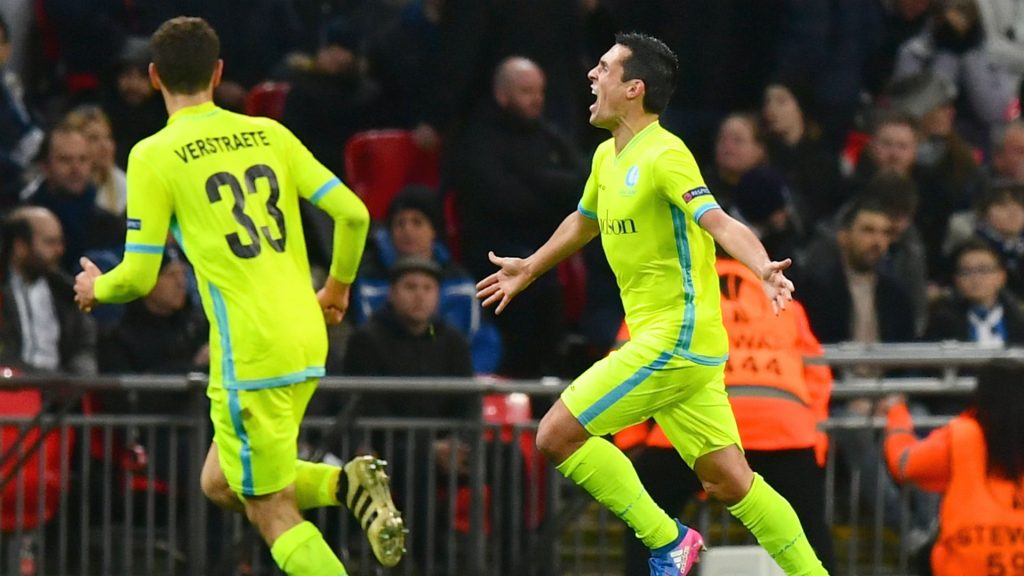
[477,33,828,575]
[73,17,404,576]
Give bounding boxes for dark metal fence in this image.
[0,343,1014,575]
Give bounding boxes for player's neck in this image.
[612,113,658,154]
[161,90,215,117]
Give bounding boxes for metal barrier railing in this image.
[0,343,1014,575]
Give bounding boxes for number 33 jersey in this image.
[96,102,368,390]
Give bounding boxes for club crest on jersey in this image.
[625,165,640,187]
[126,218,142,230]
[683,186,711,203]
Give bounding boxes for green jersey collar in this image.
[616,120,660,161]
[168,101,220,125]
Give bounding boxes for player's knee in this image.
[535,422,563,462]
[200,465,236,508]
[695,448,753,505]
[699,464,753,505]
[243,487,300,527]
[700,475,748,505]
[536,402,589,464]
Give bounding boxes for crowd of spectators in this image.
[2,0,1022,447]
[3,0,1024,383]
[3,1,1024,570]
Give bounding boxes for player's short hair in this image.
[151,16,220,95]
[614,32,678,115]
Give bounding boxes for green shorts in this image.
[562,341,742,467]
[209,379,318,497]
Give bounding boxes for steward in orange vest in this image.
[615,257,831,461]
[885,359,1024,576]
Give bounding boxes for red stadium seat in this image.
[344,130,441,220]
[481,393,545,530]
[0,383,72,532]
[244,81,291,120]
[839,129,871,177]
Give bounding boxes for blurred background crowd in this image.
[3,0,1024,387]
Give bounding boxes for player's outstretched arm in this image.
[476,210,597,314]
[698,207,794,313]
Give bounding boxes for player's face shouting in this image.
[587,44,631,129]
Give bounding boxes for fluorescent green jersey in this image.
[95,102,370,389]
[578,121,728,366]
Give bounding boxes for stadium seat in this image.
[839,129,871,177]
[344,130,441,220]
[0,382,71,532]
[244,81,291,120]
[481,393,545,530]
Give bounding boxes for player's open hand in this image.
[760,258,794,314]
[317,276,351,326]
[476,251,532,315]
[74,257,101,312]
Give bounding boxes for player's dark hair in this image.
[614,32,678,115]
[974,358,1024,480]
[0,14,9,45]
[151,16,220,95]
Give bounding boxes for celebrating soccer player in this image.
[73,17,404,575]
[477,33,827,575]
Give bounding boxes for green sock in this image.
[270,521,347,576]
[556,437,679,549]
[294,460,341,510]
[727,473,828,575]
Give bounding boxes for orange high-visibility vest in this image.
[615,259,831,459]
[931,417,1024,576]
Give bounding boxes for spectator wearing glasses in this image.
[925,238,1024,345]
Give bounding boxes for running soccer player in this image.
[73,17,404,576]
[477,33,828,575]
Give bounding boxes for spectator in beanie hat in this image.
[350,185,501,373]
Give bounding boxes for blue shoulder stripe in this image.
[310,177,341,206]
[578,203,597,220]
[125,243,164,254]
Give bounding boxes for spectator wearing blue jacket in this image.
[350,185,501,373]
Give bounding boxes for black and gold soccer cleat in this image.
[342,456,407,567]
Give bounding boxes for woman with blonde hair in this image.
[62,105,127,215]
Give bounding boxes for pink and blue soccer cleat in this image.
[648,520,706,576]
